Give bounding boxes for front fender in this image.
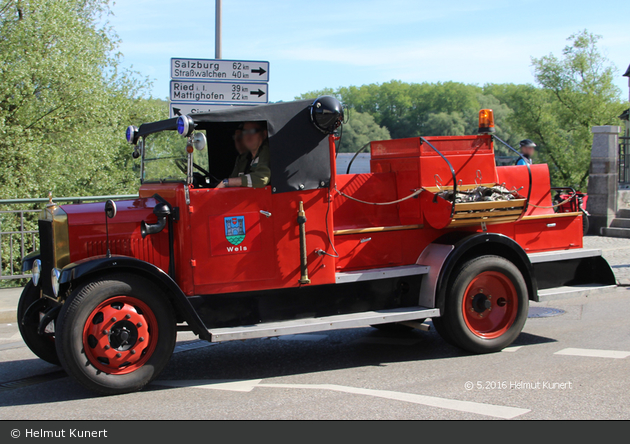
[21,250,41,273]
[58,255,210,340]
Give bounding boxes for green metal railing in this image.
[0,194,138,282]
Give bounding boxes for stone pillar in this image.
[587,126,621,234]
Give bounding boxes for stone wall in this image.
[587,126,621,234]
[618,189,630,210]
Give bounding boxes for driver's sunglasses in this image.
[242,128,263,136]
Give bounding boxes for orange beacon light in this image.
[478,109,496,134]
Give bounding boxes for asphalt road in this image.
[1,286,629,420]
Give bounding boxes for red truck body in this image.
[62,134,583,297]
[19,98,614,394]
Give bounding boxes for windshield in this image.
[141,130,208,183]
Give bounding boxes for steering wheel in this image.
[174,158,220,183]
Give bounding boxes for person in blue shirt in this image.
[516,139,536,166]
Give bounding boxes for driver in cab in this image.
[216,121,270,189]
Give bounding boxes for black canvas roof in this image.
[137,100,331,193]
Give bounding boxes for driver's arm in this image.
[217,177,245,188]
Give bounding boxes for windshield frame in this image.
[140,130,188,185]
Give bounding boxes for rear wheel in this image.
[433,255,528,353]
[17,281,60,365]
[55,273,176,395]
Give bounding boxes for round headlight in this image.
[51,268,61,297]
[32,259,41,286]
[126,125,139,144]
[176,115,195,137]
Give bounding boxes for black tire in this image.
[431,317,456,346]
[582,211,589,236]
[434,255,528,354]
[17,281,60,365]
[55,273,177,395]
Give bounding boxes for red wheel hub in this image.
[83,296,158,375]
[462,271,518,339]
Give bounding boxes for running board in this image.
[208,306,440,342]
[335,264,430,284]
[527,248,603,263]
[537,284,618,302]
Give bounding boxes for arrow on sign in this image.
[250,89,265,98]
[172,107,182,116]
[251,67,266,76]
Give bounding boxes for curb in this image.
[0,286,23,324]
[0,309,17,324]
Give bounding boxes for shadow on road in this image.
[0,326,557,405]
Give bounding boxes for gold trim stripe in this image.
[334,224,424,236]
[520,212,581,221]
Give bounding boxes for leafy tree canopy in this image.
[337,110,390,153]
[0,0,166,199]
[298,81,523,153]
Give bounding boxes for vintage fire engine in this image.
[19,97,615,394]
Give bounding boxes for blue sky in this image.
[108,0,630,102]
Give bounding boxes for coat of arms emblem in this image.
[224,216,246,246]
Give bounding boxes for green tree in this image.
[298,83,518,152]
[0,0,161,200]
[421,112,468,136]
[338,110,390,153]
[500,30,625,187]
[0,0,165,284]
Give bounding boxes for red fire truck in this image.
[19,97,615,394]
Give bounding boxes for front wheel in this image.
[55,273,177,395]
[433,255,528,353]
[17,281,60,365]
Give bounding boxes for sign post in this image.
[215,0,222,59]
[169,58,269,118]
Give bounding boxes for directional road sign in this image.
[169,103,251,119]
[171,58,269,82]
[170,81,268,104]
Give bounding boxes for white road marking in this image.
[353,337,420,346]
[153,379,530,419]
[501,346,523,353]
[156,379,262,392]
[278,334,328,342]
[554,348,630,359]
